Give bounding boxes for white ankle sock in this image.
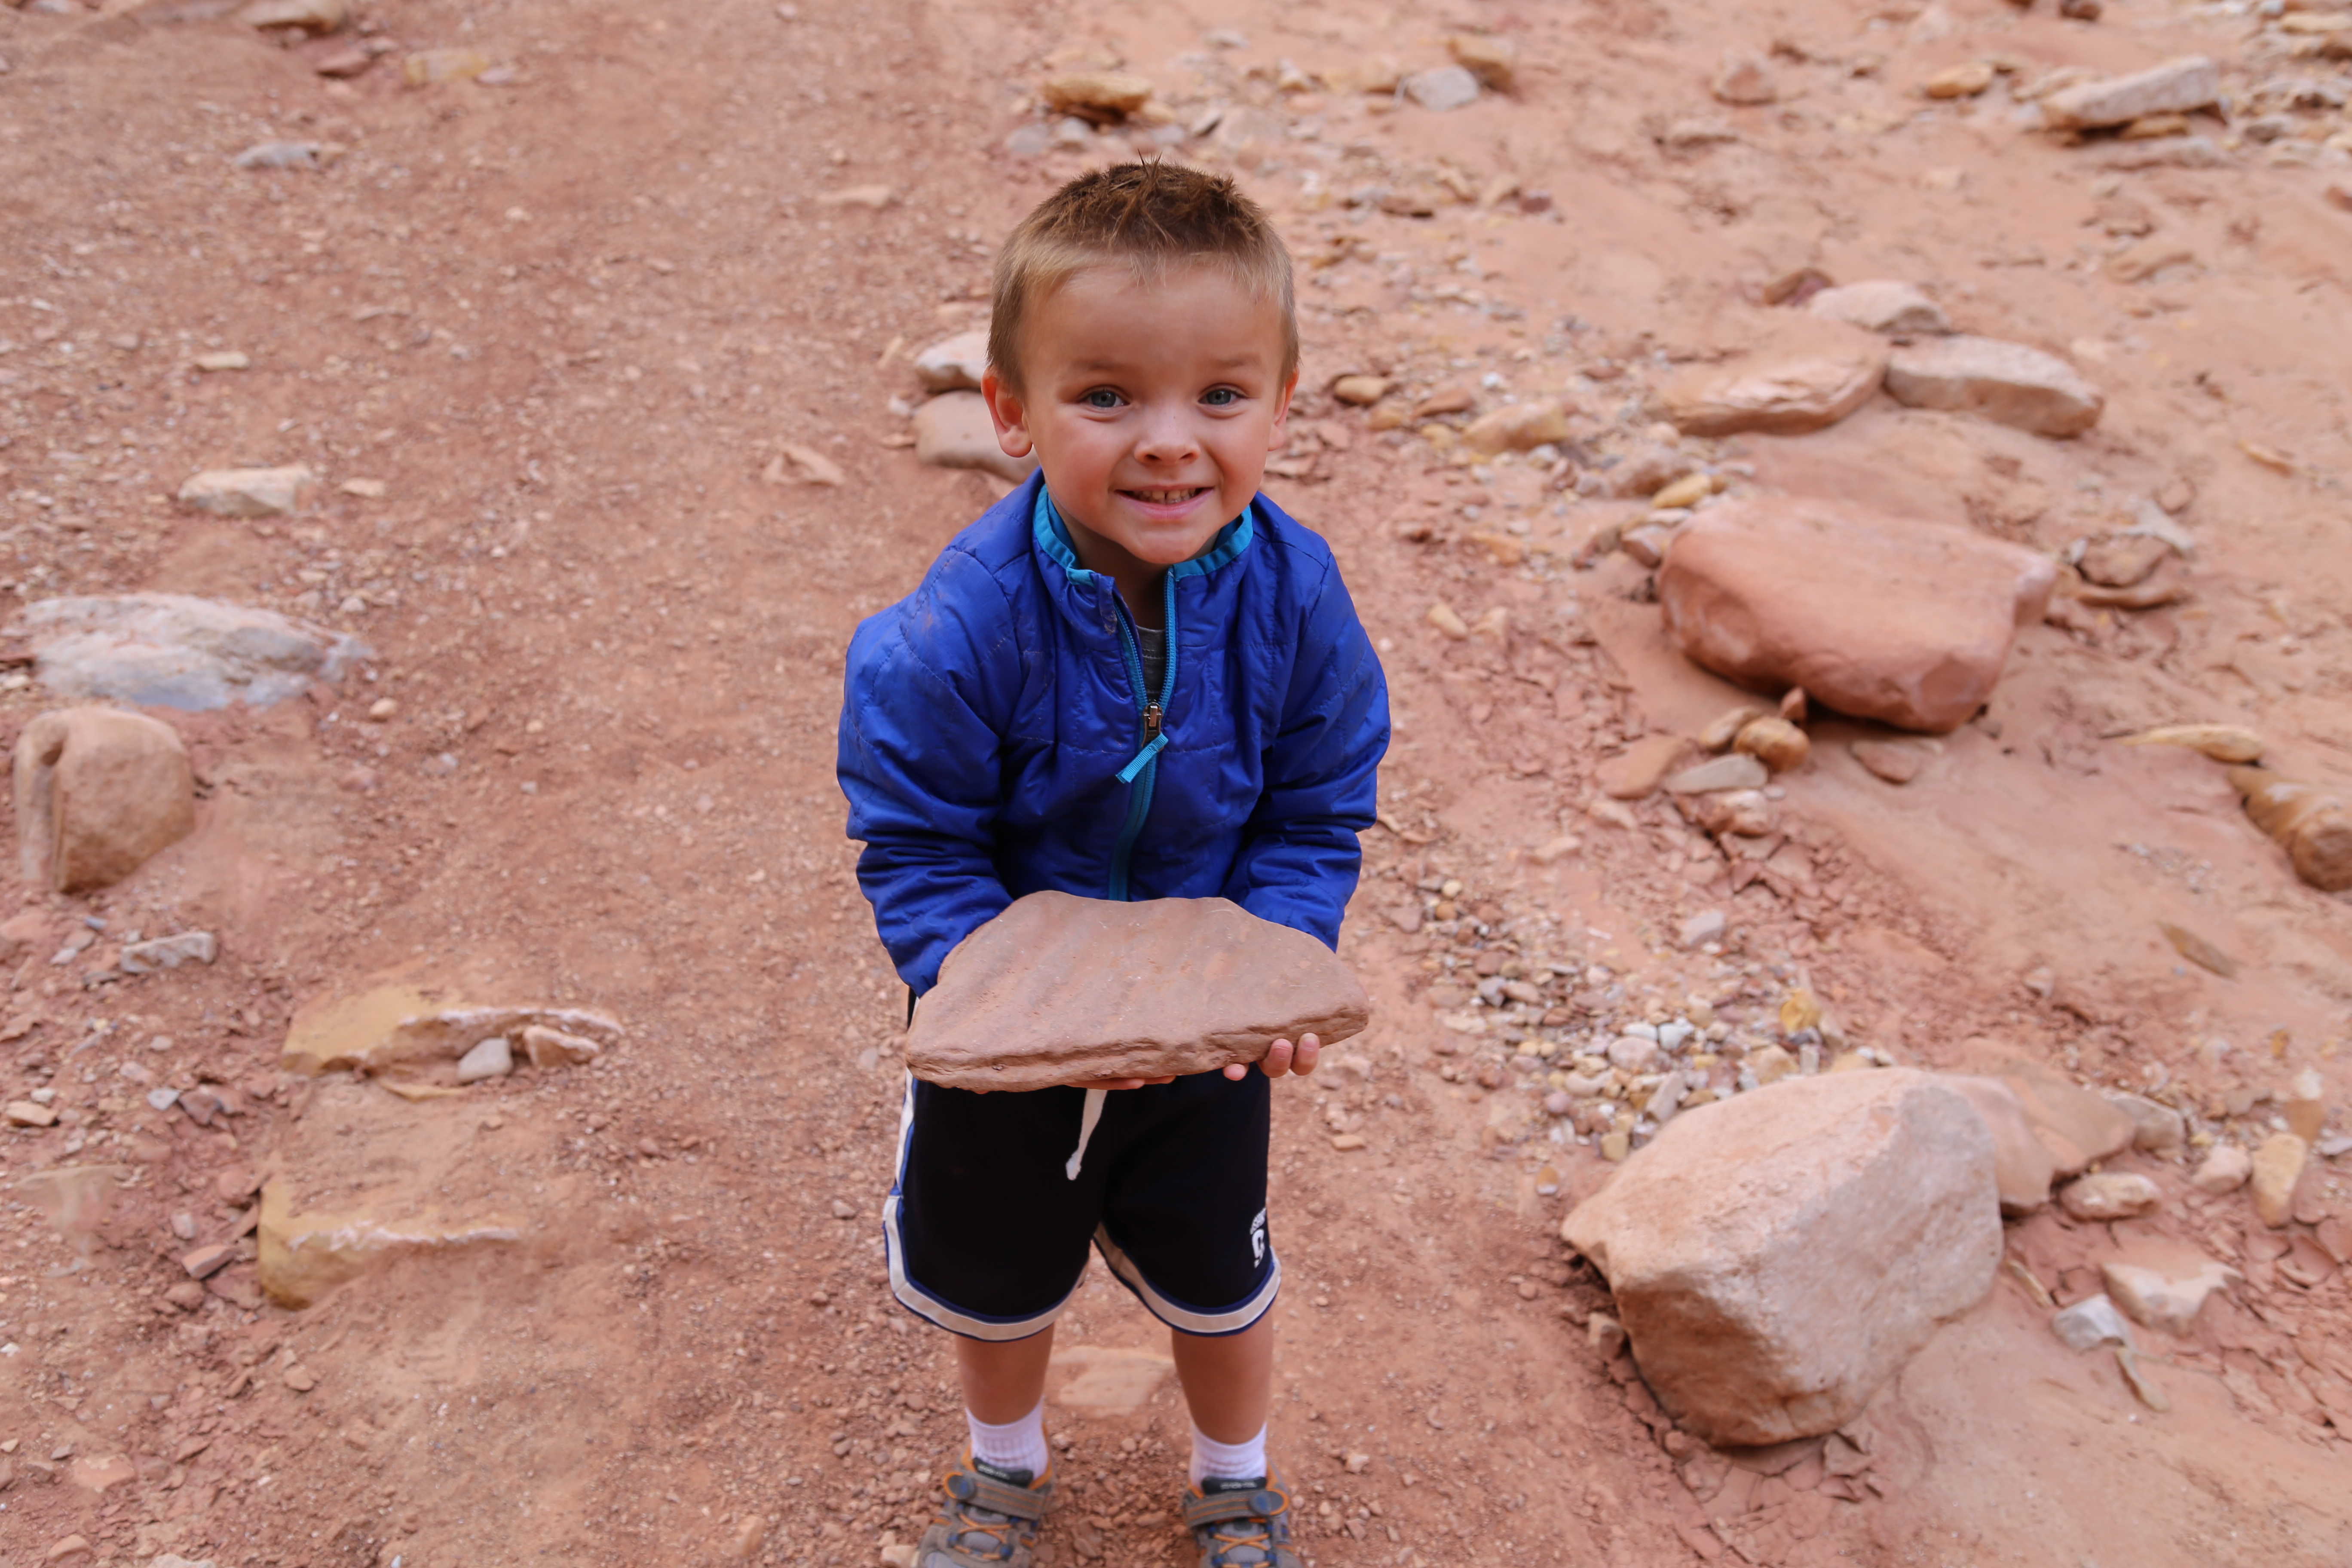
[967,1400,1050,1480]
[1188,1423,1269,1487]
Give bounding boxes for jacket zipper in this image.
[1106,570,1178,902]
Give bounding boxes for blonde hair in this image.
[988,162,1297,394]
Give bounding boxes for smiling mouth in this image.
[1122,487,1210,506]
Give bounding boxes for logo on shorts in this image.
[1249,1207,1268,1266]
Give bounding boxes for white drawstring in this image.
[1065,1087,1107,1180]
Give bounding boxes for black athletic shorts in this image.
[883,1067,1280,1341]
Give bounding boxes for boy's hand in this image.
[1231,1032,1320,1081]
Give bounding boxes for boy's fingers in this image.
[1223,1063,1249,1081]
[1292,1033,1322,1075]
[1261,1038,1295,1078]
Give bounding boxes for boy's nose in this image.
[1132,407,1202,464]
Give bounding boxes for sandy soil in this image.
[0,0,2348,1564]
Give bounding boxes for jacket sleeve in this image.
[837,550,1022,994]
[1223,558,1390,949]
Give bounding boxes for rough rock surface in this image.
[10,594,367,710]
[1947,1076,2058,1214]
[913,330,989,393]
[13,707,196,893]
[904,891,1372,1091]
[1655,335,1886,437]
[1806,281,1951,336]
[1883,336,2104,437]
[175,465,314,518]
[2039,57,2221,131]
[1658,496,2058,733]
[913,390,1038,484]
[257,1177,522,1309]
[280,984,625,1075]
[2102,1256,2237,1335]
[1561,1069,2001,1446]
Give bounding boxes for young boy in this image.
[837,162,1388,1568]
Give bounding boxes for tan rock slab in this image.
[913,391,1038,485]
[1658,496,2056,733]
[1047,1346,1175,1413]
[1656,336,1885,437]
[1462,400,1571,454]
[2226,766,2352,892]
[1596,735,1694,800]
[280,983,624,1075]
[913,330,989,394]
[1850,739,1925,784]
[2250,1133,2308,1228]
[1883,336,2103,437]
[257,1177,523,1309]
[1665,754,1768,794]
[2102,1256,2237,1335]
[2040,57,2220,131]
[2124,724,2261,763]
[175,465,313,518]
[14,707,196,893]
[1562,1070,2000,1446]
[1806,280,1951,336]
[1041,72,1155,124]
[904,892,1371,1092]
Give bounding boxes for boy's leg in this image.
[1170,1313,1272,1448]
[958,1325,1060,1424]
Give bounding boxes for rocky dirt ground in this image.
[1,0,2350,1564]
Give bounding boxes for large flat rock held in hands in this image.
[1659,496,2056,734]
[906,892,1372,1091]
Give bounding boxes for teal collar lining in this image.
[1032,488,1256,584]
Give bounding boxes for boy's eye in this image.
[1082,389,1124,410]
[1202,387,1242,407]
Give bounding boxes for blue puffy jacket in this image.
[839,472,1390,995]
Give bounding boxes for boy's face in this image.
[982,263,1295,578]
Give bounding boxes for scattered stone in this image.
[1590,736,1690,801]
[14,708,196,894]
[905,892,1369,1091]
[238,0,344,29]
[1680,910,1727,949]
[2101,1091,2186,1154]
[6,1100,58,1128]
[913,392,1037,485]
[1041,73,1155,125]
[1656,334,1886,437]
[1883,337,2103,438]
[176,465,312,518]
[1425,603,1470,640]
[1850,740,1925,784]
[1665,754,1769,795]
[339,477,387,499]
[232,142,337,172]
[180,1243,236,1280]
[1699,705,1769,751]
[2250,1133,2307,1228]
[2115,1346,2169,1412]
[1652,473,1714,511]
[2057,1172,2160,1222]
[1617,526,1672,569]
[1587,1314,1627,1358]
[1330,375,1391,407]
[1805,281,1951,336]
[282,987,624,1075]
[1711,51,1779,106]
[770,443,845,487]
[2121,724,2260,764]
[163,1281,208,1311]
[1562,1070,2000,1446]
[2101,1257,2236,1335]
[44,1538,94,1566]
[912,331,989,394]
[2050,1293,2135,1352]
[191,351,249,373]
[2283,1069,2325,1143]
[1733,717,1810,773]
[2104,241,2196,285]
[519,1024,601,1069]
[312,46,371,78]
[118,931,217,974]
[1681,787,1774,837]
[2191,1143,2251,1194]
[1463,400,1571,455]
[1925,61,1996,98]
[402,48,490,87]
[454,1036,513,1084]
[8,594,366,710]
[2226,766,2352,892]
[1659,496,2056,733]
[1947,1077,2058,1214]
[813,185,895,211]
[1606,1035,1662,1073]
[1402,66,1482,113]
[1448,34,1516,91]
[2157,921,2236,979]
[2039,57,2220,132]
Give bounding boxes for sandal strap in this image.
[944,1466,1054,1522]
[1182,1483,1291,1529]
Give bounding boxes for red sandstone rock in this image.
[905,891,1372,1091]
[1658,496,2057,733]
[12,707,196,893]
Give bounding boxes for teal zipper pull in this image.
[1116,730,1168,784]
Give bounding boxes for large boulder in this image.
[1657,496,2057,733]
[1883,337,2104,438]
[10,594,367,710]
[1563,1069,2001,1447]
[913,392,1040,485]
[1655,331,1886,437]
[905,892,1371,1091]
[13,707,196,893]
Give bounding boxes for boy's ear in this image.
[1265,368,1301,452]
[981,367,1035,460]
